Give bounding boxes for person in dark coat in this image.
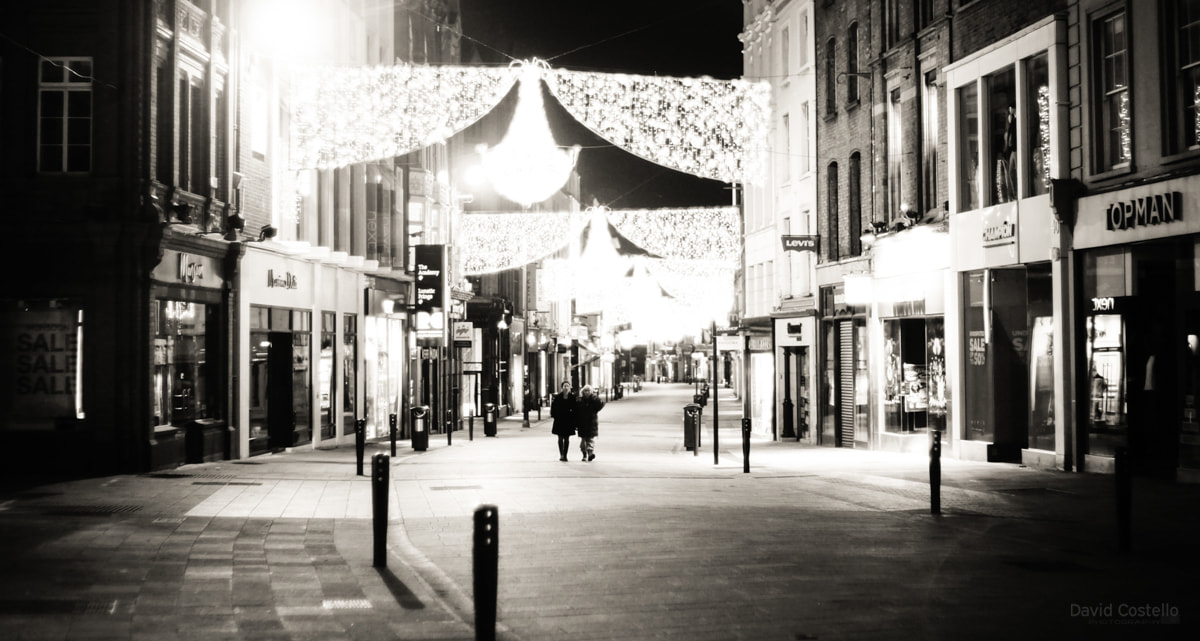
[549,382,577,462]
[575,385,605,461]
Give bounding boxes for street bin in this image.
[411,405,430,451]
[694,392,707,409]
[683,403,702,452]
[484,402,498,437]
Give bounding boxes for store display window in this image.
[883,316,947,433]
[153,300,213,426]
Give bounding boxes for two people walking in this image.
[550,382,605,462]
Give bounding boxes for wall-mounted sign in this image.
[748,335,773,352]
[152,251,222,287]
[716,334,743,352]
[414,244,445,312]
[981,213,1016,247]
[1106,191,1181,231]
[781,235,820,252]
[267,269,298,289]
[453,321,473,347]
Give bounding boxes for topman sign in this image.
[1106,191,1181,231]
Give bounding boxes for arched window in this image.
[847,23,860,104]
[849,152,862,256]
[825,38,837,116]
[826,162,840,261]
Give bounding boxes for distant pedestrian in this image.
[575,385,605,461]
[549,382,577,462]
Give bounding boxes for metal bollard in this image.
[469,413,474,441]
[389,413,397,457]
[447,408,453,446]
[372,453,389,568]
[473,505,499,641]
[742,418,751,473]
[355,419,366,476]
[1115,446,1131,553]
[930,431,942,515]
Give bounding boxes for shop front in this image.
[746,332,773,438]
[1074,181,1200,480]
[773,315,816,442]
[863,226,952,455]
[818,285,869,448]
[239,246,364,457]
[149,243,236,468]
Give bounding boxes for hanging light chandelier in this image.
[477,60,581,207]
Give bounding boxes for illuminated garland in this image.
[458,212,580,275]
[605,207,740,264]
[547,68,769,184]
[459,206,739,275]
[289,62,770,185]
[290,64,519,169]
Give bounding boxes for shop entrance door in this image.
[267,331,295,451]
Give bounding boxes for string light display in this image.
[289,61,770,186]
[458,212,580,275]
[290,64,519,170]
[605,207,740,263]
[459,206,739,275]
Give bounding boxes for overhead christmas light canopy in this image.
[290,60,770,185]
[458,206,739,275]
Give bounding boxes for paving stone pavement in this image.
[1,382,1198,640]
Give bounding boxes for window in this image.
[1024,54,1050,196]
[849,152,862,256]
[1169,0,1200,153]
[799,102,811,174]
[887,89,903,220]
[826,162,839,261]
[884,0,901,50]
[781,27,790,80]
[922,71,940,211]
[958,83,980,210]
[825,38,837,116]
[781,113,792,183]
[987,66,1016,204]
[38,57,92,173]
[178,74,208,194]
[846,23,860,104]
[1094,11,1131,171]
[916,0,935,32]
[798,11,809,68]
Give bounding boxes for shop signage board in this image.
[414,244,445,312]
[781,235,819,252]
[453,321,473,347]
[716,334,743,352]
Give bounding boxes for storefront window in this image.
[153,300,212,426]
[343,314,357,435]
[988,66,1017,205]
[963,271,991,441]
[1086,314,1127,456]
[958,83,980,211]
[320,312,335,440]
[1024,53,1051,197]
[883,316,947,433]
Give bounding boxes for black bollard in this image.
[371,453,389,568]
[469,413,474,441]
[473,505,499,641]
[1115,446,1131,554]
[389,413,397,457]
[355,419,366,476]
[742,418,751,473]
[930,431,942,515]
[447,409,453,446]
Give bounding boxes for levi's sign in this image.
[781,235,819,252]
[1106,191,1181,231]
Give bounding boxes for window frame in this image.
[825,37,838,118]
[1164,0,1200,158]
[826,161,840,261]
[1091,9,1132,175]
[846,23,860,107]
[37,57,93,174]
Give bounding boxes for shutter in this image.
[838,320,855,448]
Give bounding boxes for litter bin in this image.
[483,403,497,437]
[694,392,707,409]
[683,403,702,451]
[411,405,429,451]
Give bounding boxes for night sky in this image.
[458,0,745,209]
